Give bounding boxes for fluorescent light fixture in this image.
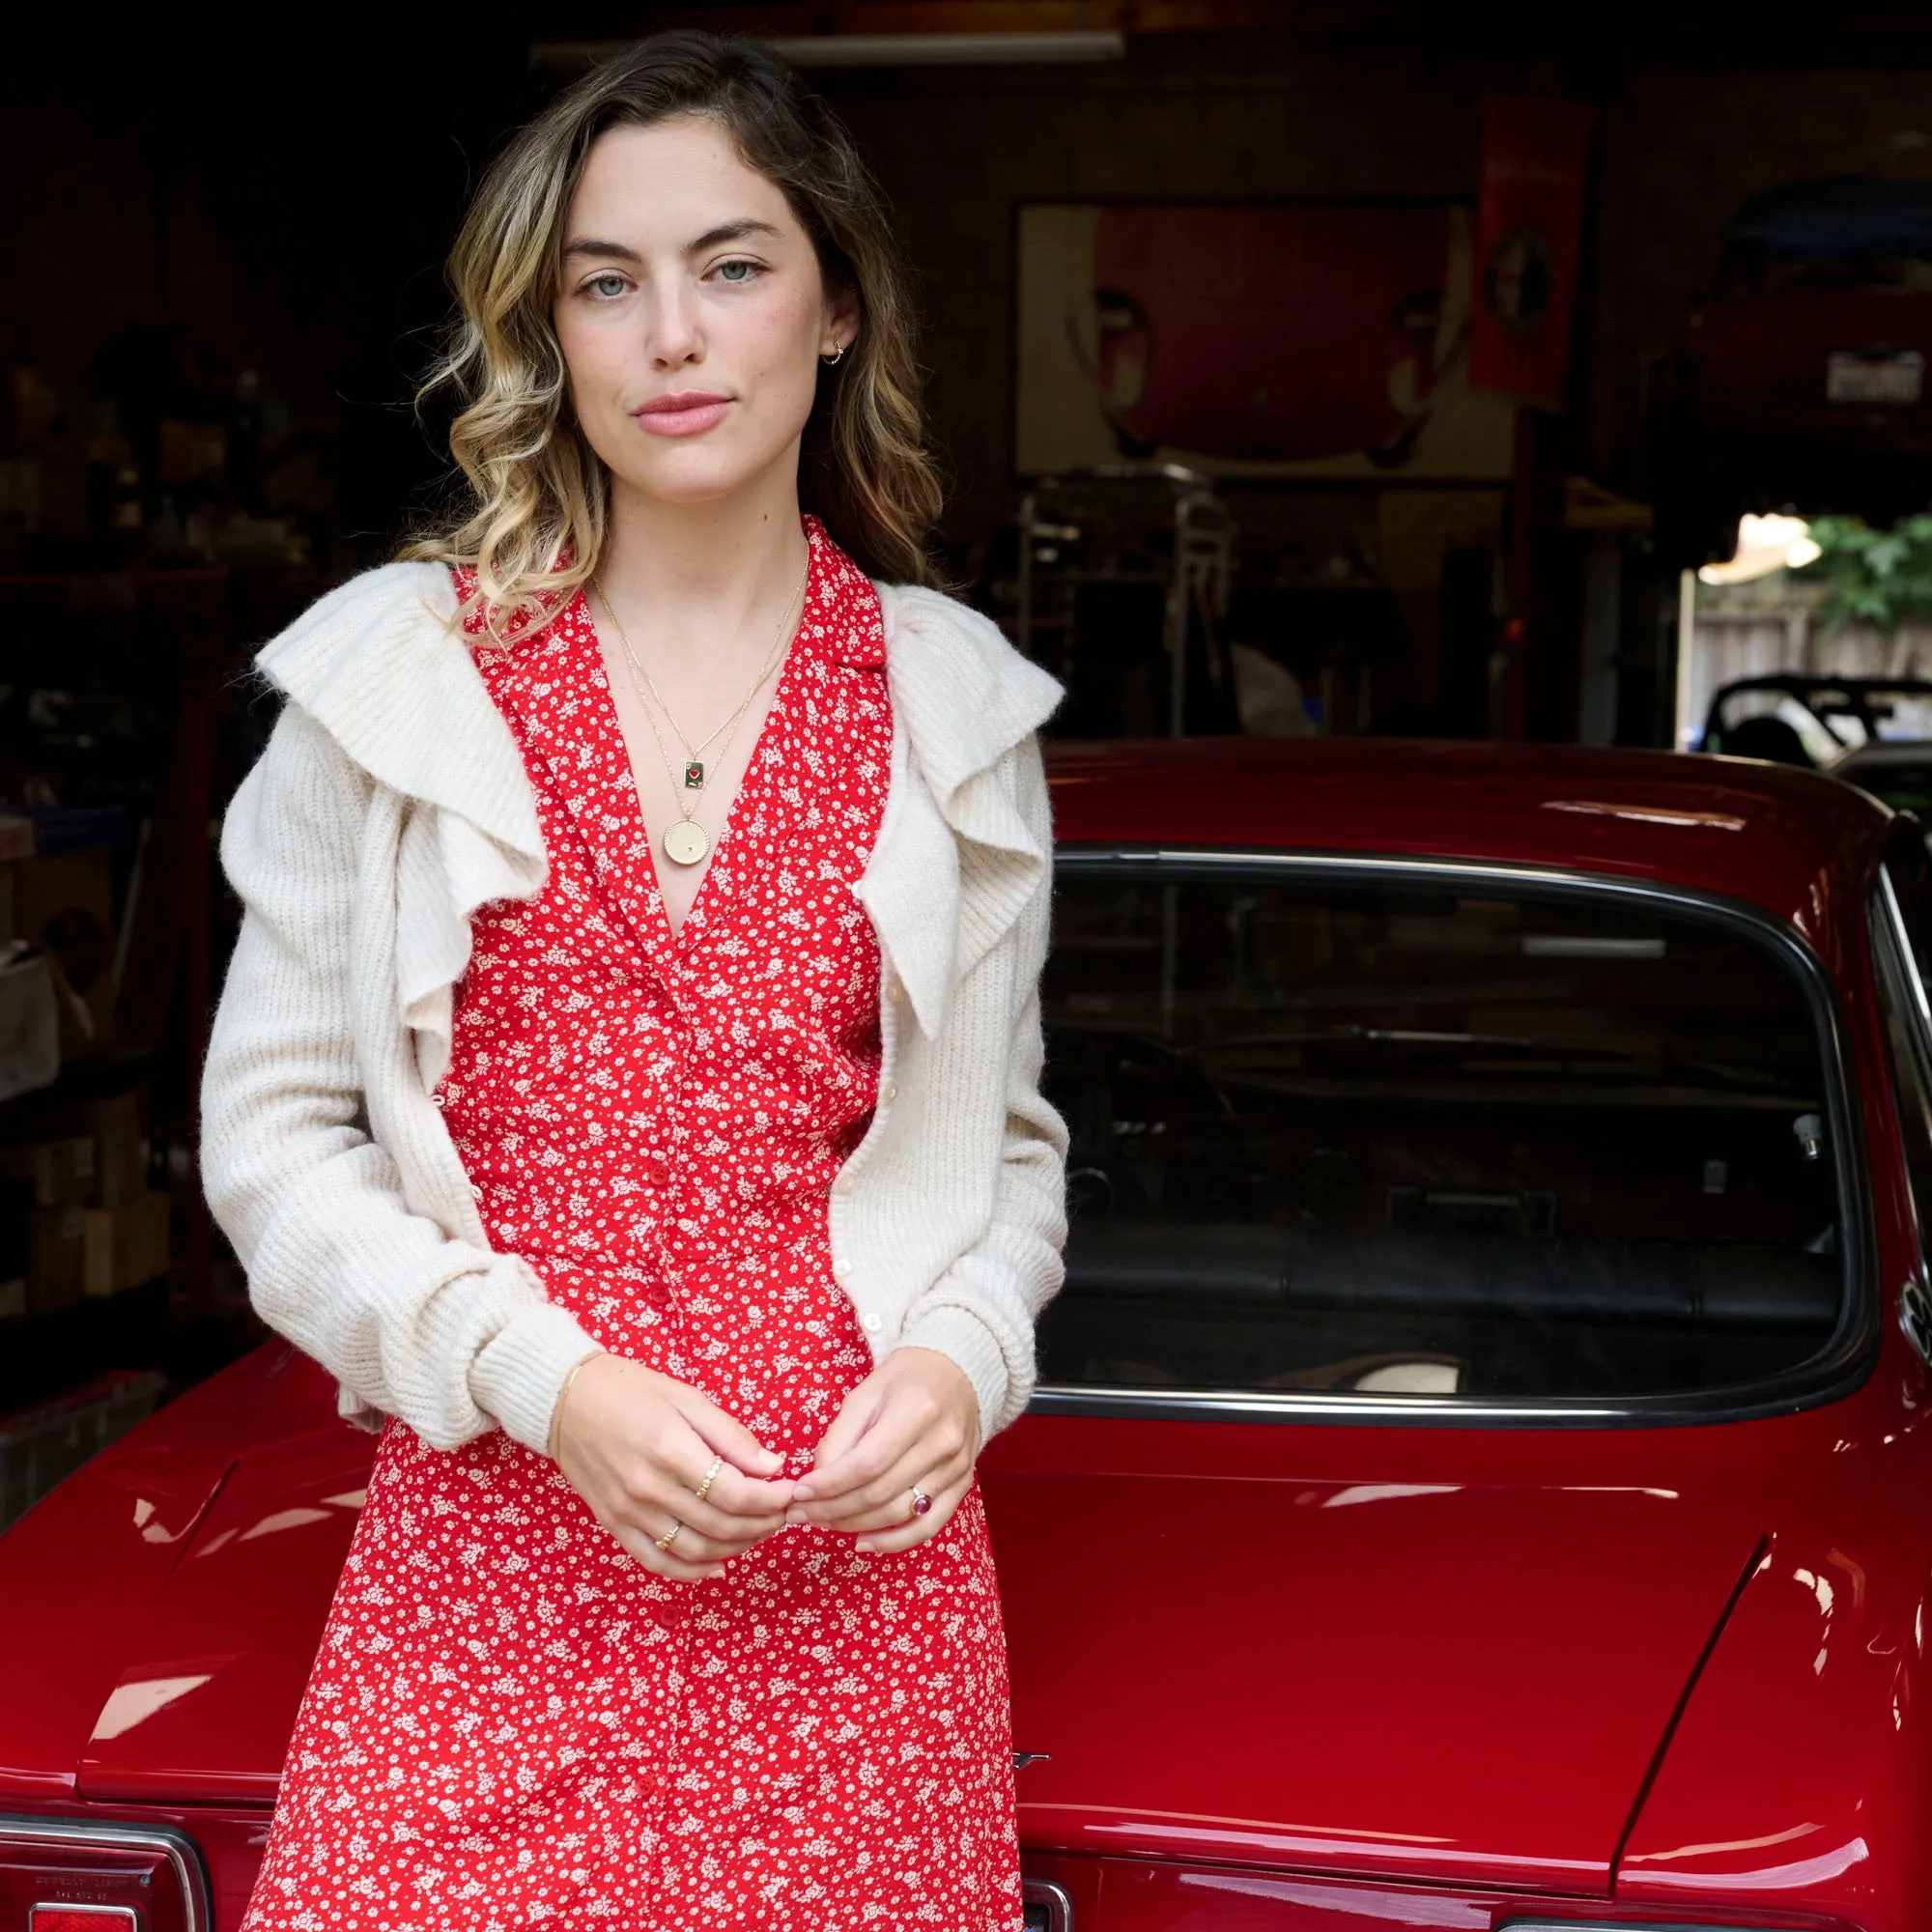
[531,32,1126,71]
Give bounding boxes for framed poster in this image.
[1015,201,1517,481]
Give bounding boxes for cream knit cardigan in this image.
[199,560,1069,1458]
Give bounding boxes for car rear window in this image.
[1037,862,1848,1410]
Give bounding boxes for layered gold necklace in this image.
[592,556,810,867]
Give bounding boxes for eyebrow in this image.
[561,218,784,264]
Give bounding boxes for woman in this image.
[200,31,1066,1930]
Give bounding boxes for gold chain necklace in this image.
[592,557,809,868]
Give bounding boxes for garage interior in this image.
[5,0,1932,1519]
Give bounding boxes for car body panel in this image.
[0,1348,345,1806]
[982,1417,1764,1892]
[1043,737,1882,958]
[74,1422,371,1805]
[7,738,1932,1927]
[980,1351,1932,1911]
[1617,1428,1932,1929]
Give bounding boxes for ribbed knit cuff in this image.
[895,1302,1013,1449]
[469,1299,606,1456]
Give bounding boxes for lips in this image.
[634,392,732,438]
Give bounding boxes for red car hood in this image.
[71,1422,372,1804]
[982,1415,1770,1896]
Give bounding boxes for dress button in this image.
[862,1311,883,1333]
[834,1173,854,1196]
[882,1081,897,1104]
[885,972,902,1002]
[833,1257,852,1279]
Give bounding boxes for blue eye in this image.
[717,260,759,284]
[585,272,628,299]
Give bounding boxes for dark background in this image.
[5,0,1932,1469]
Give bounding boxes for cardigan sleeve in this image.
[200,702,601,1454]
[897,735,1069,1442]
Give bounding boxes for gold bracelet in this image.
[547,1353,600,1463]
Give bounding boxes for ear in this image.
[823,281,862,357]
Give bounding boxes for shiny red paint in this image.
[5,738,1931,1930]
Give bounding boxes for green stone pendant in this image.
[684,759,704,789]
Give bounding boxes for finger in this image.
[803,1448,970,1530]
[651,1442,792,1529]
[618,1487,784,1551]
[611,1521,730,1583]
[665,1383,786,1480]
[798,1399,971,1516]
[794,1401,923,1508]
[853,1478,969,1555]
[814,1454,972,1533]
[689,1460,796,1522]
[628,1513,748,1567]
[797,1378,890,1492]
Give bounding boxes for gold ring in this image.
[653,1518,684,1552]
[908,1488,932,1520]
[694,1453,724,1503]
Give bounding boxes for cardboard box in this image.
[0,1135,96,1208]
[82,1191,170,1298]
[27,1205,86,1312]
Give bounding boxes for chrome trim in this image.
[1880,866,1932,1033]
[0,1814,212,1932]
[1022,1876,1074,1931]
[1031,845,1881,1430]
[1867,872,1932,1368]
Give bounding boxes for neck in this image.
[595,457,811,644]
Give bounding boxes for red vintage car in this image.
[1680,176,1932,460]
[7,736,1932,1931]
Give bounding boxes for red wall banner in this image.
[1470,96,1596,412]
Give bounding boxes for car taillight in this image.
[0,1817,209,1932]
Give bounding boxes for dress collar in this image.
[451,514,885,673]
[797,515,889,671]
[254,548,1059,878]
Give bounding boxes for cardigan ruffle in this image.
[201,563,1069,1455]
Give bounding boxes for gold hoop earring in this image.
[820,344,845,367]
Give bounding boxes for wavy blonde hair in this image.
[401,30,945,638]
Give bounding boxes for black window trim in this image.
[1028,845,1880,1430]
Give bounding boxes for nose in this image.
[644,270,704,371]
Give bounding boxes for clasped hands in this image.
[551,1347,980,1582]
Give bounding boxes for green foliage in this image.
[1798,513,1932,635]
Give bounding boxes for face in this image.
[553,114,856,509]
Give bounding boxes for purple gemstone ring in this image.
[908,1488,933,1519]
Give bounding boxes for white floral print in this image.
[241,521,1023,1932]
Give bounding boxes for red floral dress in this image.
[242,519,1023,1932]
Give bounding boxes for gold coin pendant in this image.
[662,818,709,867]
